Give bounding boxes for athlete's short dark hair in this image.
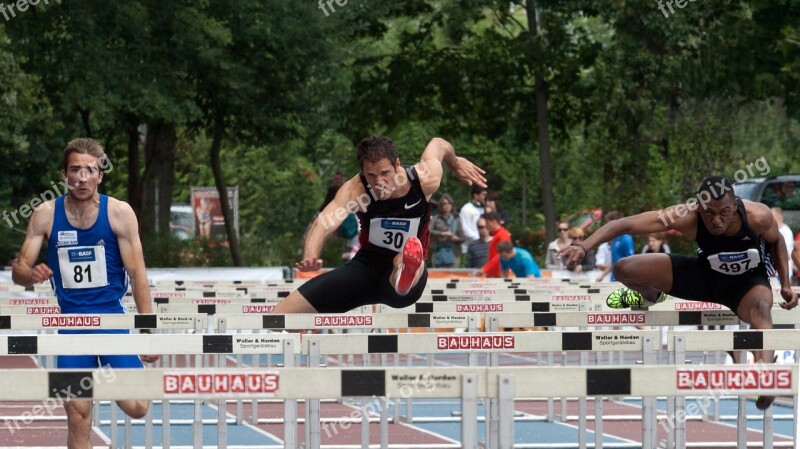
[698,176,735,201]
[356,135,398,168]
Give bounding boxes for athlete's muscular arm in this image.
[298,178,366,271]
[12,202,55,287]
[793,241,800,278]
[750,202,798,309]
[416,138,486,198]
[558,205,697,268]
[110,199,152,314]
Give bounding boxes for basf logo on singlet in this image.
[57,231,78,246]
[68,248,96,263]
[380,219,410,231]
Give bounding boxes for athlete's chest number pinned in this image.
[383,231,405,249]
[707,249,760,276]
[73,264,93,283]
[369,217,420,252]
[57,245,109,289]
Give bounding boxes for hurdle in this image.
[1,364,795,449]
[666,329,800,449]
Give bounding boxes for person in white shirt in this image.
[459,185,487,252]
[772,207,795,280]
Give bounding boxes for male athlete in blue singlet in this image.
[273,136,486,313]
[13,138,157,448]
[559,176,798,409]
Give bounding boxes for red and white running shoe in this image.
[395,237,423,295]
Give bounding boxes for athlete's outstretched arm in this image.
[298,178,366,271]
[416,138,486,198]
[12,204,54,287]
[755,206,798,309]
[558,205,696,268]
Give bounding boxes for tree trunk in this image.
[209,122,244,266]
[140,121,177,238]
[525,2,556,243]
[127,119,142,224]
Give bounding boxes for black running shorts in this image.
[298,250,428,313]
[667,254,771,315]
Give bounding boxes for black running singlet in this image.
[695,198,774,276]
[356,166,430,257]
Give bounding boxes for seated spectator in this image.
[485,192,509,227]
[497,241,541,278]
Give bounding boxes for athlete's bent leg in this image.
[735,283,776,409]
[612,254,674,303]
[272,290,319,313]
[65,400,93,449]
[117,400,149,419]
[735,284,774,364]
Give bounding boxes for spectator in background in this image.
[771,207,794,281]
[595,242,612,282]
[460,185,487,252]
[545,221,571,269]
[793,241,800,285]
[3,250,19,270]
[497,241,541,278]
[466,217,491,268]
[605,211,636,281]
[320,171,359,254]
[429,194,464,268]
[641,232,671,254]
[567,227,595,273]
[481,211,511,277]
[485,191,509,227]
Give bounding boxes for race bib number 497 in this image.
[707,249,760,275]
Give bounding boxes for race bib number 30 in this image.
[707,249,760,275]
[57,246,109,289]
[368,218,420,251]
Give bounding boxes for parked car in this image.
[733,175,800,232]
[170,204,195,240]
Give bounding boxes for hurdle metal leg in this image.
[110,402,118,448]
[162,400,171,449]
[307,339,321,449]
[642,336,657,449]
[380,396,389,449]
[144,404,153,449]
[579,351,588,449]
[674,336,686,449]
[497,373,514,449]
[361,398,370,449]
[594,397,603,449]
[794,389,799,448]
[462,373,479,449]
[546,352,555,422]
[763,404,773,449]
[124,414,132,449]
[283,339,297,449]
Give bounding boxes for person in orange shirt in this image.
[481,211,511,277]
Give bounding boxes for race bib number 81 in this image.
[57,246,109,289]
[707,248,760,275]
[368,218,420,251]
